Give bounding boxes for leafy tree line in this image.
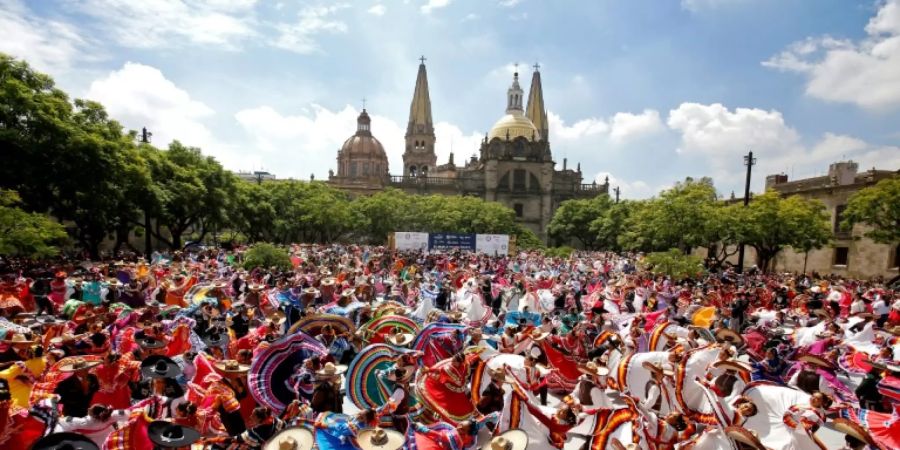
[0,54,540,258]
[549,177,838,271]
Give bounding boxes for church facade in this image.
[329,61,608,241]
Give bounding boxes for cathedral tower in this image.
[403,57,437,177]
[525,64,548,142]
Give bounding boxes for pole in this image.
[614,186,620,203]
[737,150,756,273]
[140,127,153,257]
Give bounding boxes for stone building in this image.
[695,161,898,279]
[329,60,608,240]
[764,161,898,279]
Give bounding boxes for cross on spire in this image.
[533,62,540,72]
[419,55,427,65]
[362,97,367,110]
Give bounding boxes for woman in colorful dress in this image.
[416,353,476,425]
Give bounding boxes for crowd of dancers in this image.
[0,244,897,449]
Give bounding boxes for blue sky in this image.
[3,0,899,198]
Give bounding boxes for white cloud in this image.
[609,109,664,143]
[0,0,91,73]
[85,63,255,170]
[762,0,900,111]
[667,102,900,187]
[593,172,664,200]
[434,122,484,164]
[72,0,258,50]
[272,4,349,54]
[498,0,522,7]
[421,0,451,14]
[548,112,609,141]
[368,4,386,16]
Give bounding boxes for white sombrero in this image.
[356,427,405,450]
[481,429,528,450]
[263,427,314,450]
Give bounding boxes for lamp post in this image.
[139,128,153,258]
[736,151,756,273]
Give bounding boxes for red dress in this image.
[0,401,45,449]
[92,360,139,409]
[415,358,475,425]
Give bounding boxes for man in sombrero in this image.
[54,357,101,417]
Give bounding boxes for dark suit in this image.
[54,373,99,417]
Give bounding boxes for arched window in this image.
[409,165,417,177]
[421,166,429,177]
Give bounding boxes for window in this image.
[409,165,417,177]
[513,169,526,190]
[363,162,370,175]
[893,246,900,269]
[514,203,524,217]
[834,247,849,266]
[350,162,358,177]
[834,205,847,233]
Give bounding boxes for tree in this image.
[0,190,68,258]
[590,199,636,251]
[548,196,612,249]
[242,242,293,271]
[842,177,900,244]
[230,180,278,243]
[741,190,831,271]
[620,178,719,253]
[641,249,705,281]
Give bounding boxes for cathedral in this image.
[328,60,608,241]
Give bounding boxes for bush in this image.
[544,246,575,258]
[242,242,293,271]
[641,249,705,281]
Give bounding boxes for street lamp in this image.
[737,151,756,273]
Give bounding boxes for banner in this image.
[428,233,476,251]
[394,232,430,251]
[476,234,510,255]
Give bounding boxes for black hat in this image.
[141,355,182,379]
[147,421,201,448]
[31,432,99,450]
[138,337,166,350]
[202,332,229,347]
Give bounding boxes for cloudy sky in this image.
[4,0,900,198]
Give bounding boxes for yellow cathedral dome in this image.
[488,112,540,141]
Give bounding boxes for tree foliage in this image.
[641,249,705,281]
[548,196,612,249]
[842,177,900,244]
[741,190,831,270]
[242,242,293,271]
[621,178,719,253]
[0,190,68,258]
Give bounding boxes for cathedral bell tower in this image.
[403,56,437,177]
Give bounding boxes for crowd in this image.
[0,244,897,450]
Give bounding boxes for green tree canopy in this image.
[641,249,705,281]
[742,190,831,270]
[0,190,68,258]
[842,177,900,244]
[548,196,613,249]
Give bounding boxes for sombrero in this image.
[141,356,182,379]
[288,313,355,337]
[30,432,99,450]
[203,332,229,347]
[106,279,121,287]
[262,427,314,450]
[386,332,415,348]
[642,361,675,377]
[811,309,831,320]
[214,359,250,376]
[315,362,347,380]
[715,328,744,346]
[59,357,102,373]
[270,311,287,326]
[320,277,336,287]
[481,429,528,450]
[712,360,752,373]
[830,418,877,447]
[724,426,767,450]
[488,366,515,384]
[248,283,266,291]
[798,354,836,369]
[3,332,35,346]
[356,427,405,450]
[578,361,610,377]
[147,421,201,448]
[528,328,549,342]
[138,337,166,349]
[302,287,319,296]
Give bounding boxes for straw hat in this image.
[356,428,405,450]
[386,332,415,348]
[147,421,201,448]
[579,361,609,377]
[715,328,744,346]
[320,278,336,287]
[798,354,835,369]
[642,361,674,377]
[315,362,347,380]
[59,357,101,373]
[214,359,250,376]
[106,279,121,287]
[263,427,315,450]
[488,366,515,384]
[446,311,465,321]
[528,328,549,342]
[302,287,319,296]
[3,332,36,346]
[712,360,752,374]
[829,418,876,447]
[269,311,286,326]
[724,427,766,450]
[248,283,266,291]
[481,429,528,450]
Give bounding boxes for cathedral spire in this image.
[407,56,433,137]
[526,63,549,141]
[404,57,437,177]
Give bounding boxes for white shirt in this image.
[873,299,889,315]
[56,409,130,445]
